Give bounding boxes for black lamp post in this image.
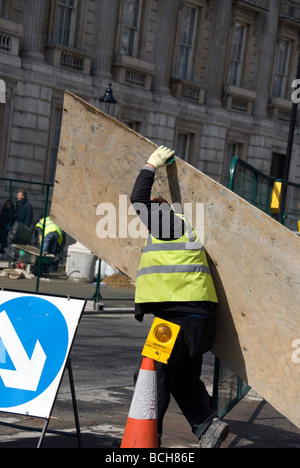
[94,82,118,307]
[99,82,117,115]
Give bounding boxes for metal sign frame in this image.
[0,288,86,448]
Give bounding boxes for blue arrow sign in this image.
[0,296,69,408]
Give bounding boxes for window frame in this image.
[227,22,247,87]
[0,0,8,18]
[174,4,198,80]
[53,0,78,48]
[222,141,244,186]
[175,131,190,162]
[273,39,291,99]
[120,0,142,58]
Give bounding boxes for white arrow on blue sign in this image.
[0,292,84,418]
[0,310,46,391]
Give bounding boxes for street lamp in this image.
[99,82,117,115]
[95,81,118,307]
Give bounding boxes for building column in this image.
[21,0,49,63]
[92,0,119,83]
[253,2,281,119]
[206,0,232,106]
[152,0,179,94]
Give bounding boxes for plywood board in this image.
[51,91,300,428]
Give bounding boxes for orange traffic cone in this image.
[121,357,158,448]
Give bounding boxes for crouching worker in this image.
[130,145,229,448]
[36,216,63,255]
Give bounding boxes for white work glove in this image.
[147,145,175,169]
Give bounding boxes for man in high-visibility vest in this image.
[36,216,63,255]
[130,146,229,448]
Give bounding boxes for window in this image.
[121,0,141,57]
[270,152,285,180]
[175,132,190,161]
[48,107,62,183]
[274,40,291,98]
[0,0,8,18]
[227,23,246,87]
[122,120,141,132]
[175,6,197,80]
[55,0,77,47]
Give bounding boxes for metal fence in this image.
[279,179,300,231]
[0,176,53,291]
[228,156,300,229]
[228,157,275,216]
[213,358,250,418]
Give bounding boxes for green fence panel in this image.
[0,176,53,292]
[229,157,275,215]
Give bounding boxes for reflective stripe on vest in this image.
[135,214,218,304]
[137,264,211,278]
[142,234,204,253]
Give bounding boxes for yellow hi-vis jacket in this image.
[36,217,63,245]
[135,214,218,304]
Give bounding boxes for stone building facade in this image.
[0,0,300,211]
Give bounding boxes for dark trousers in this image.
[155,316,217,440]
[0,228,8,253]
[42,232,58,255]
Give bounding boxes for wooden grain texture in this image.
[51,91,300,428]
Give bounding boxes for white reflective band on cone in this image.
[128,368,157,420]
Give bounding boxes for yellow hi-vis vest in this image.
[135,214,218,304]
[36,217,63,245]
